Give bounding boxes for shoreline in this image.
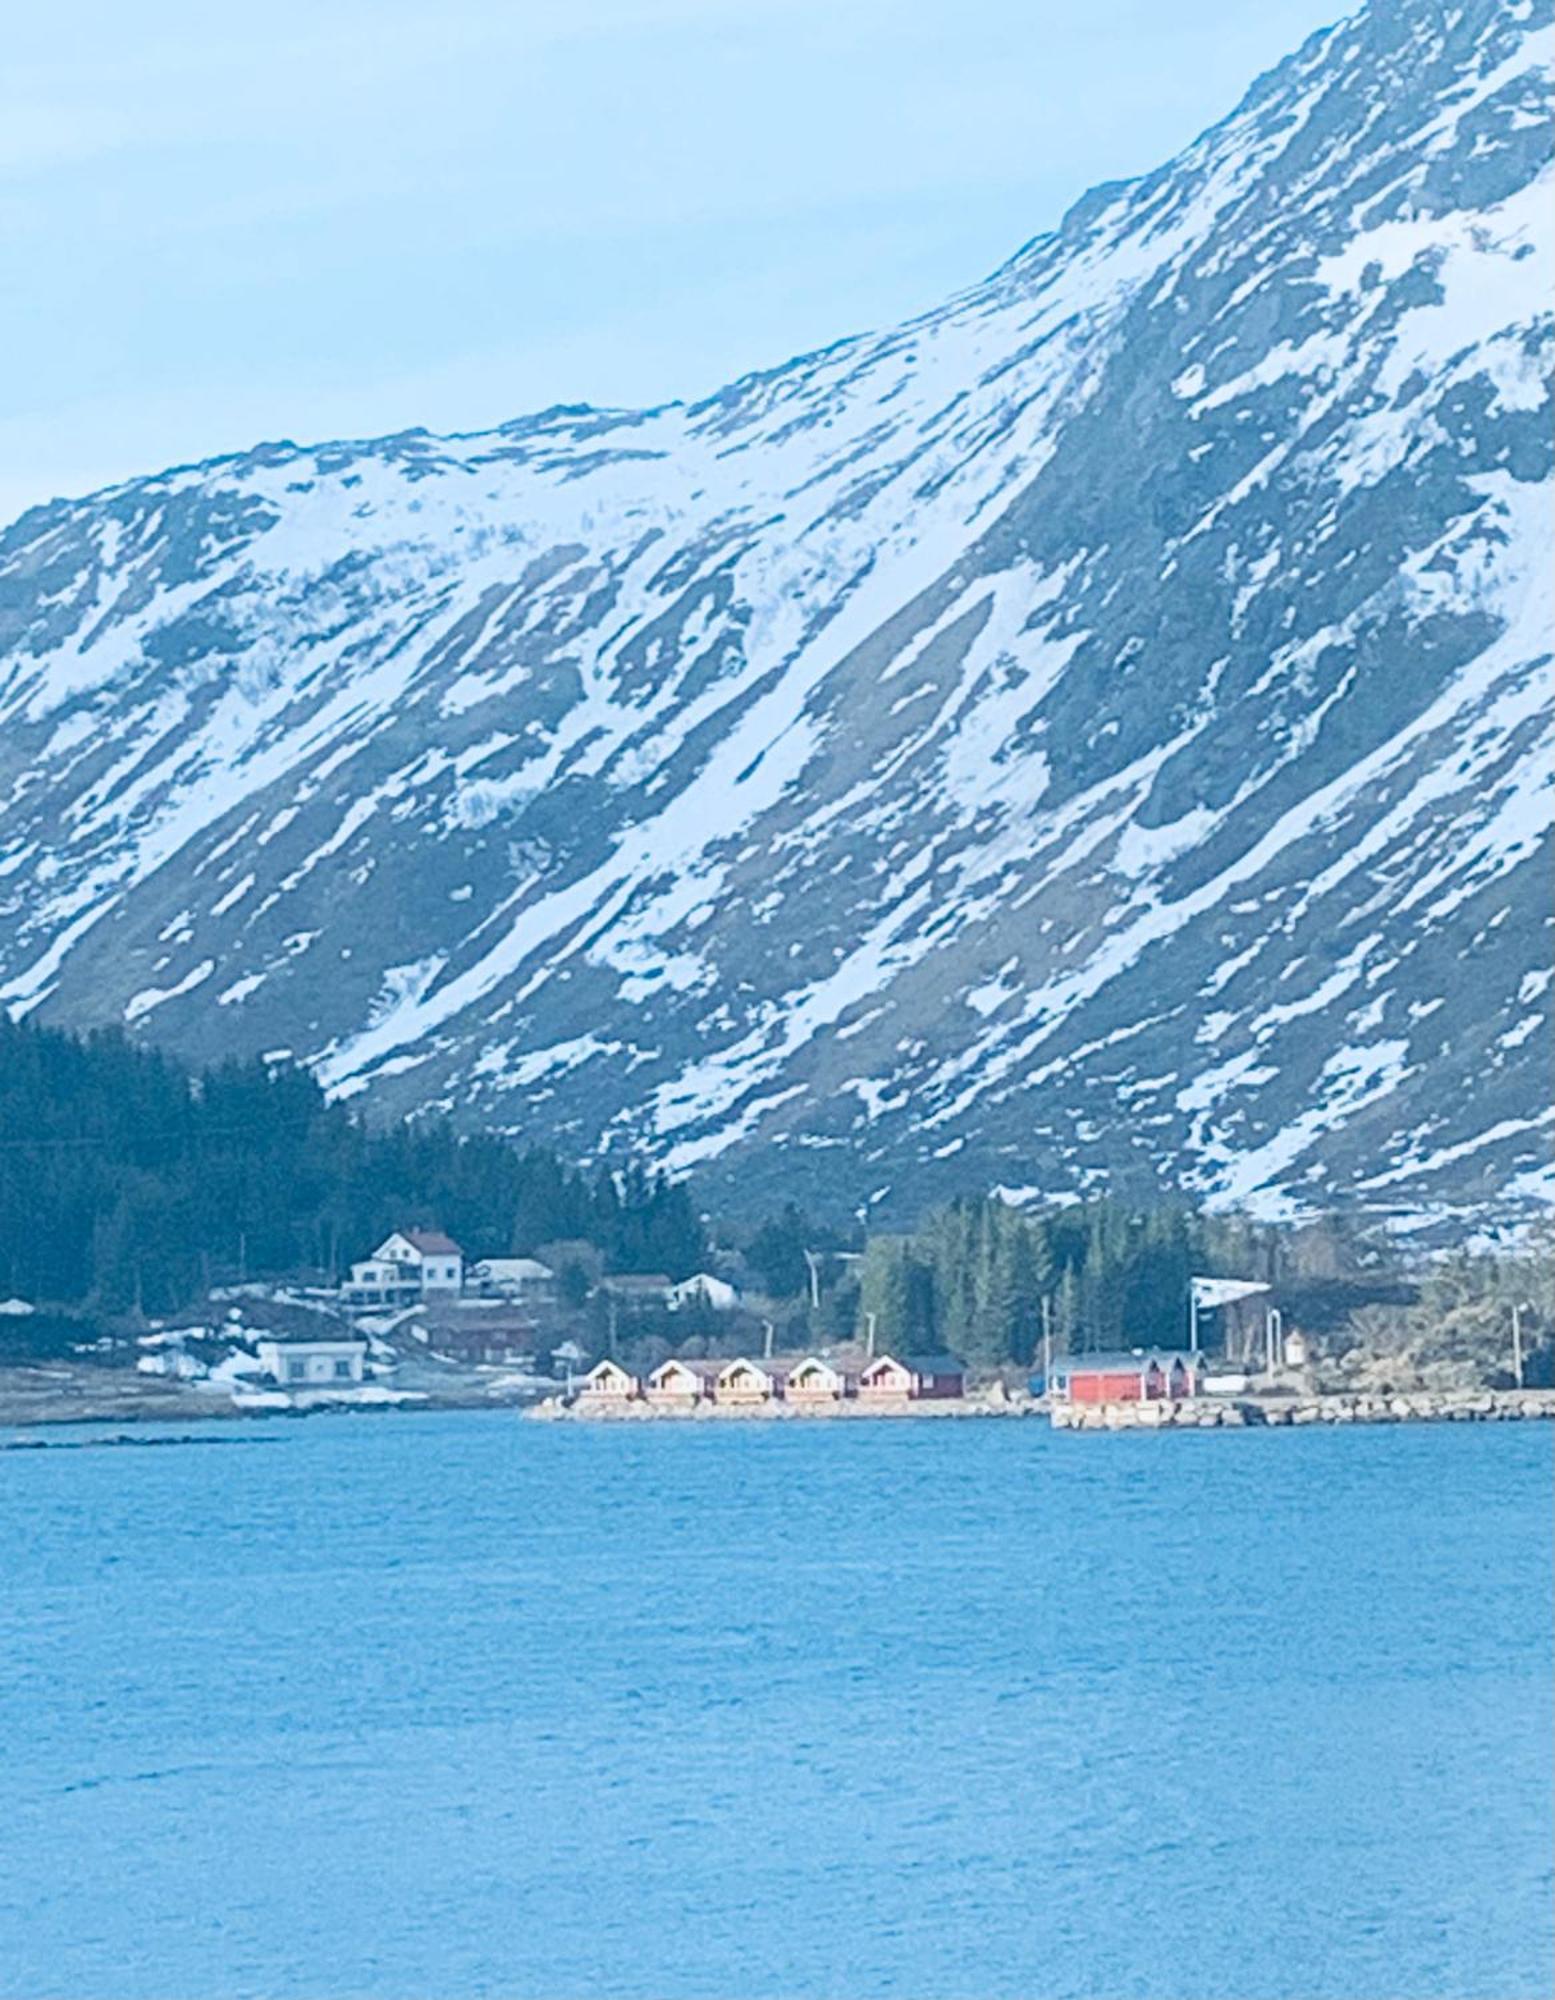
[0,1364,544,1432]
[2,1364,1551,1435]
[530,1386,1555,1428]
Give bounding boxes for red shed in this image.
[1050,1350,1197,1405]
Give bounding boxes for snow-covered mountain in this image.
[1,0,1550,1232]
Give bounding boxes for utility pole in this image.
[1040,1294,1053,1387]
[762,1317,775,1359]
[1189,1282,1199,1357]
[802,1249,823,1312]
[1266,1306,1282,1374]
[864,1311,878,1359]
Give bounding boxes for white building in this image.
[468,1256,555,1302]
[256,1338,367,1389]
[669,1272,740,1312]
[344,1229,465,1306]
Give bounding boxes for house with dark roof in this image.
[857,1353,966,1401]
[343,1229,465,1307]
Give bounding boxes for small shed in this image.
[858,1353,966,1400]
[1049,1350,1197,1405]
[256,1338,367,1389]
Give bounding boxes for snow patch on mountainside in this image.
[0,0,1549,1231]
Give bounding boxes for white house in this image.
[469,1256,555,1302]
[344,1229,464,1306]
[669,1272,740,1312]
[256,1338,367,1389]
[378,1230,464,1292]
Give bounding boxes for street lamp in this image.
[1512,1300,1534,1389]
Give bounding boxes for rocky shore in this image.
[5,1364,1549,1433]
[1052,1388,1555,1428]
[531,1386,1555,1427]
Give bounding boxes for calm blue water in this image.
[1,1412,1550,1999]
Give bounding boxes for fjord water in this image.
[3,1415,1550,1999]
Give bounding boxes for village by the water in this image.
[9,1219,1548,1435]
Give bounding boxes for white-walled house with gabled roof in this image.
[714,1356,789,1404]
[577,1357,640,1403]
[645,1356,721,1404]
[378,1230,464,1292]
[344,1229,464,1307]
[785,1355,849,1405]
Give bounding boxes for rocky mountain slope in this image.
[1,0,1550,1232]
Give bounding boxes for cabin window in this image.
[334,1359,354,1381]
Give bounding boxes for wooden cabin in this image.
[714,1357,789,1405]
[576,1358,640,1403]
[644,1356,721,1406]
[857,1353,966,1401]
[785,1356,849,1406]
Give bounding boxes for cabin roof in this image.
[1055,1349,1194,1373]
[650,1356,723,1380]
[866,1351,966,1375]
[718,1355,791,1380]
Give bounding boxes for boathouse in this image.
[858,1353,966,1400]
[1049,1350,1197,1405]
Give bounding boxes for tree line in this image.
[3,1012,1544,1378]
[0,1014,705,1315]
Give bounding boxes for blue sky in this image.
[2,0,1345,523]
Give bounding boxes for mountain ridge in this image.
[1,0,1550,1236]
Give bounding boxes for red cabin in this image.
[1050,1350,1197,1405]
[858,1353,967,1401]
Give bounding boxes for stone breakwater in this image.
[529,1388,1555,1427]
[526,1394,1010,1422]
[1051,1388,1555,1430]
